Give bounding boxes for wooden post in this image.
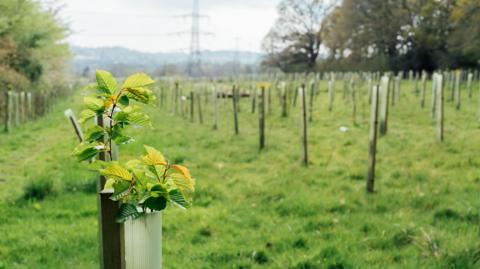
[300,84,308,166]
[251,86,256,114]
[64,109,84,142]
[420,71,427,108]
[435,73,444,143]
[351,78,357,125]
[379,76,390,136]
[367,85,380,193]
[454,70,461,110]
[431,75,437,118]
[27,92,33,120]
[259,86,266,150]
[190,91,194,123]
[14,92,20,127]
[213,86,219,130]
[97,116,125,269]
[328,80,334,112]
[196,92,203,124]
[232,86,239,135]
[308,80,315,123]
[20,92,25,123]
[174,82,179,115]
[281,82,288,117]
[467,73,473,99]
[267,85,272,115]
[4,91,10,132]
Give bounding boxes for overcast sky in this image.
[47,0,280,53]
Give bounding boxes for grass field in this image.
[0,79,479,269]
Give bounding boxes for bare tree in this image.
[262,0,336,72]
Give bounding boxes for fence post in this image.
[367,85,380,193]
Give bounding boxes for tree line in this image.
[0,0,69,92]
[262,0,480,73]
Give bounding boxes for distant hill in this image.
[71,46,263,76]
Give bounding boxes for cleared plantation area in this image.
[0,79,479,269]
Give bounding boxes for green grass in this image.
[1,79,479,268]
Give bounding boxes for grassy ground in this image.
[0,79,479,269]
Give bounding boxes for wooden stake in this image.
[281,82,288,117]
[213,86,219,130]
[190,91,194,123]
[300,84,308,166]
[64,109,84,142]
[259,86,266,150]
[420,71,427,108]
[308,80,315,123]
[367,85,380,193]
[197,92,203,124]
[97,116,125,269]
[435,73,444,143]
[379,76,390,136]
[351,77,357,125]
[328,80,334,112]
[232,86,239,135]
[467,73,473,99]
[454,70,461,110]
[4,91,10,132]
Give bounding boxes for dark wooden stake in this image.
[232,86,239,135]
[96,116,125,269]
[367,85,380,193]
[435,74,444,143]
[259,86,266,150]
[197,92,203,124]
[301,84,308,166]
[190,91,194,122]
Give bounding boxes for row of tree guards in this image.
[151,69,476,194]
[0,90,69,132]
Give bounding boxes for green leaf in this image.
[118,95,129,106]
[169,189,190,209]
[125,87,155,104]
[78,109,96,123]
[114,135,133,145]
[96,70,117,93]
[142,145,166,165]
[127,112,151,127]
[116,203,143,223]
[85,126,104,142]
[84,97,104,112]
[122,73,155,89]
[110,180,131,201]
[144,196,167,211]
[101,163,132,181]
[74,143,103,161]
